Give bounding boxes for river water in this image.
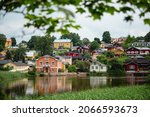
[0,76,148,99]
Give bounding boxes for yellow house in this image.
[4,62,29,72]
[5,39,12,48]
[54,39,73,49]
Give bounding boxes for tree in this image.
[123,35,135,49]
[1,0,149,34]
[0,34,6,52]
[144,32,150,42]
[82,38,90,46]
[82,52,91,60]
[11,37,16,46]
[27,36,40,49]
[90,40,99,51]
[94,37,101,44]
[75,60,90,72]
[61,32,82,46]
[35,36,54,56]
[5,50,12,60]
[97,55,107,65]
[13,47,26,62]
[68,65,77,72]
[102,31,111,43]
[103,51,115,58]
[108,59,125,76]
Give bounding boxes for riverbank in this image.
[20,85,150,100]
[0,71,28,80]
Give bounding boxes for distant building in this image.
[76,46,90,53]
[126,47,150,56]
[131,40,150,47]
[25,50,37,60]
[100,41,113,49]
[111,37,127,44]
[53,39,73,49]
[5,39,12,48]
[0,60,29,72]
[55,56,72,65]
[90,61,107,72]
[36,55,65,73]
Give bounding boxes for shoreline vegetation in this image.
[0,71,28,79]
[20,85,150,100]
[0,71,36,81]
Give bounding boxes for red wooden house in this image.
[76,46,90,53]
[66,52,81,57]
[124,57,150,72]
[126,47,150,56]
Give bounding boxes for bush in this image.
[58,69,64,72]
[68,65,77,72]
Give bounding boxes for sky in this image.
[0,9,149,44]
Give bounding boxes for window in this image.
[46,62,49,65]
[52,62,55,66]
[92,66,94,69]
[40,62,43,66]
[101,66,103,69]
[46,57,48,61]
[95,66,98,69]
[129,65,135,71]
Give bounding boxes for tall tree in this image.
[82,38,90,46]
[11,37,16,46]
[90,40,99,51]
[61,33,81,46]
[94,37,101,44]
[36,36,54,56]
[123,35,135,49]
[0,0,149,34]
[102,31,111,43]
[13,47,26,62]
[27,36,40,49]
[5,50,12,60]
[144,32,150,42]
[0,34,6,52]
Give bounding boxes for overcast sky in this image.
[0,10,149,44]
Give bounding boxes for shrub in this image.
[68,65,77,72]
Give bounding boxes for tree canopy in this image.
[0,0,149,34]
[61,32,82,46]
[11,37,16,46]
[0,34,6,52]
[102,31,111,43]
[90,40,99,51]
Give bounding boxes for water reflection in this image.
[36,76,72,95]
[0,76,148,99]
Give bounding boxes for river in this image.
[0,76,148,99]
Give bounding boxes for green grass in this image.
[21,85,150,100]
[0,71,27,79]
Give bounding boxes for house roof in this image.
[54,39,71,43]
[25,51,36,57]
[136,47,150,50]
[125,58,150,65]
[0,60,12,65]
[13,62,29,66]
[91,60,106,67]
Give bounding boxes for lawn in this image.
[21,85,150,100]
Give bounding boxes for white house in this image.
[90,61,107,72]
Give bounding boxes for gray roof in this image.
[0,60,12,65]
[13,62,29,66]
[54,39,71,43]
[91,61,106,67]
